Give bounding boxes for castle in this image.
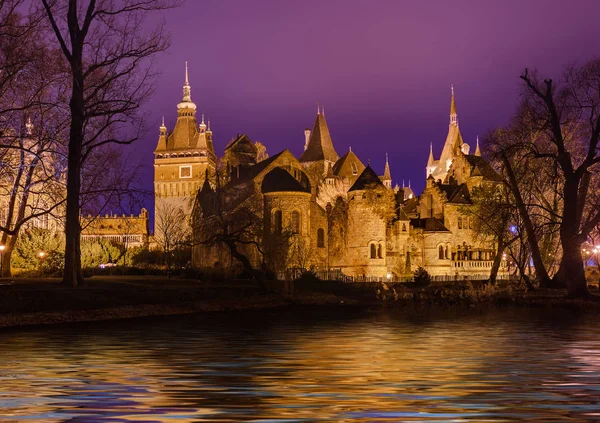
[155,66,506,280]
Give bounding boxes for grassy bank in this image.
[1,276,599,329]
[0,276,354,328]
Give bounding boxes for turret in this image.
[474,135,481,156]
[450,84,458,127]
[383,153,392,188]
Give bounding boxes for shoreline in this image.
[0,292,358,329]
[2,276,600,329]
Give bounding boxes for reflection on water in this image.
[1,308,600,422]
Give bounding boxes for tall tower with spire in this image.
[153,62,216,228]
[426,84,466,183]
[382,153,392,188]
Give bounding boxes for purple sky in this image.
[136,0,600,206]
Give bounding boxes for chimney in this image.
[304,129,311,151]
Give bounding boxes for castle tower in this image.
[153,62,216,228]
[431,85,465,182]
[299,106,340,181]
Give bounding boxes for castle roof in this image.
[299,113,339,163]
[333,150,365,179]
[383,153,391,180]
[410,217,450,232]
[224,133,257,154]
[262,167,311,194]
[349,165,384,191]
[437,182,471,204]
[463,155,502,182]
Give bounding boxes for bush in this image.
[414,267,431,286]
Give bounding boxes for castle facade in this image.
[157,67,506,280]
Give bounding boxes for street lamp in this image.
[0,245,5,277]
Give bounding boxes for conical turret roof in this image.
[383,153,391,180]
[299,112,339,163]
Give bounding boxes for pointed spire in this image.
[178,62,196,111]
[427,142,435,166]
[207,119,211,132]
[159,116,167,135]
[349,146,352,152]
[402,179,405,188]
[316,103,320,115]
[450,84,458,126]
[383,153,392,187]
[474,135,481,156]
[322,105,325,116]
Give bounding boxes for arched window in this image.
[445,245,449,259]
[370,243,377,258]
[317,228,325,248]
[458,217,463,229]
[402,223,406,232]
[439,245,445,259]
[273,210,282,234]
[469,217,473,229]
[378,243,383,258]
[291,210,300,234]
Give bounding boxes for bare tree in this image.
[155,201,189,273]
[39,0,178,286]
[0,1,70,276]
[512,62,600,297]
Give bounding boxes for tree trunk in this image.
[554,176,589,297]
[63,70,84,288]
[489,236,504,285]
[226,240,266,292]
[501,154,552,287]
[1,235,18,278]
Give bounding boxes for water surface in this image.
[1,307,600,422]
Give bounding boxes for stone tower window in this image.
[291,210,300,234]
[180,166,192,178]
[377,244,383,259]
[317,228,325,248]
[273,210,282,234]
[402,223,406,232]
[370,244,377,259]
[439,245,445,260]
[458,216,463,229]
[351,162,358,175]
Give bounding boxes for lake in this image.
[1,307,599,422]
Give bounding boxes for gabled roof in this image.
[333,150,365,179]
[463,155,502,182]
[349,165,384,191]
[410,217,450,232]
[299,113,339,163]
[262,167,311,194]
[436,182,471,204]
[224,133,257,153]
[224,150,285,189]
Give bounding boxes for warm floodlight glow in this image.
[38,251,45,258]
[0,245,5,251]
